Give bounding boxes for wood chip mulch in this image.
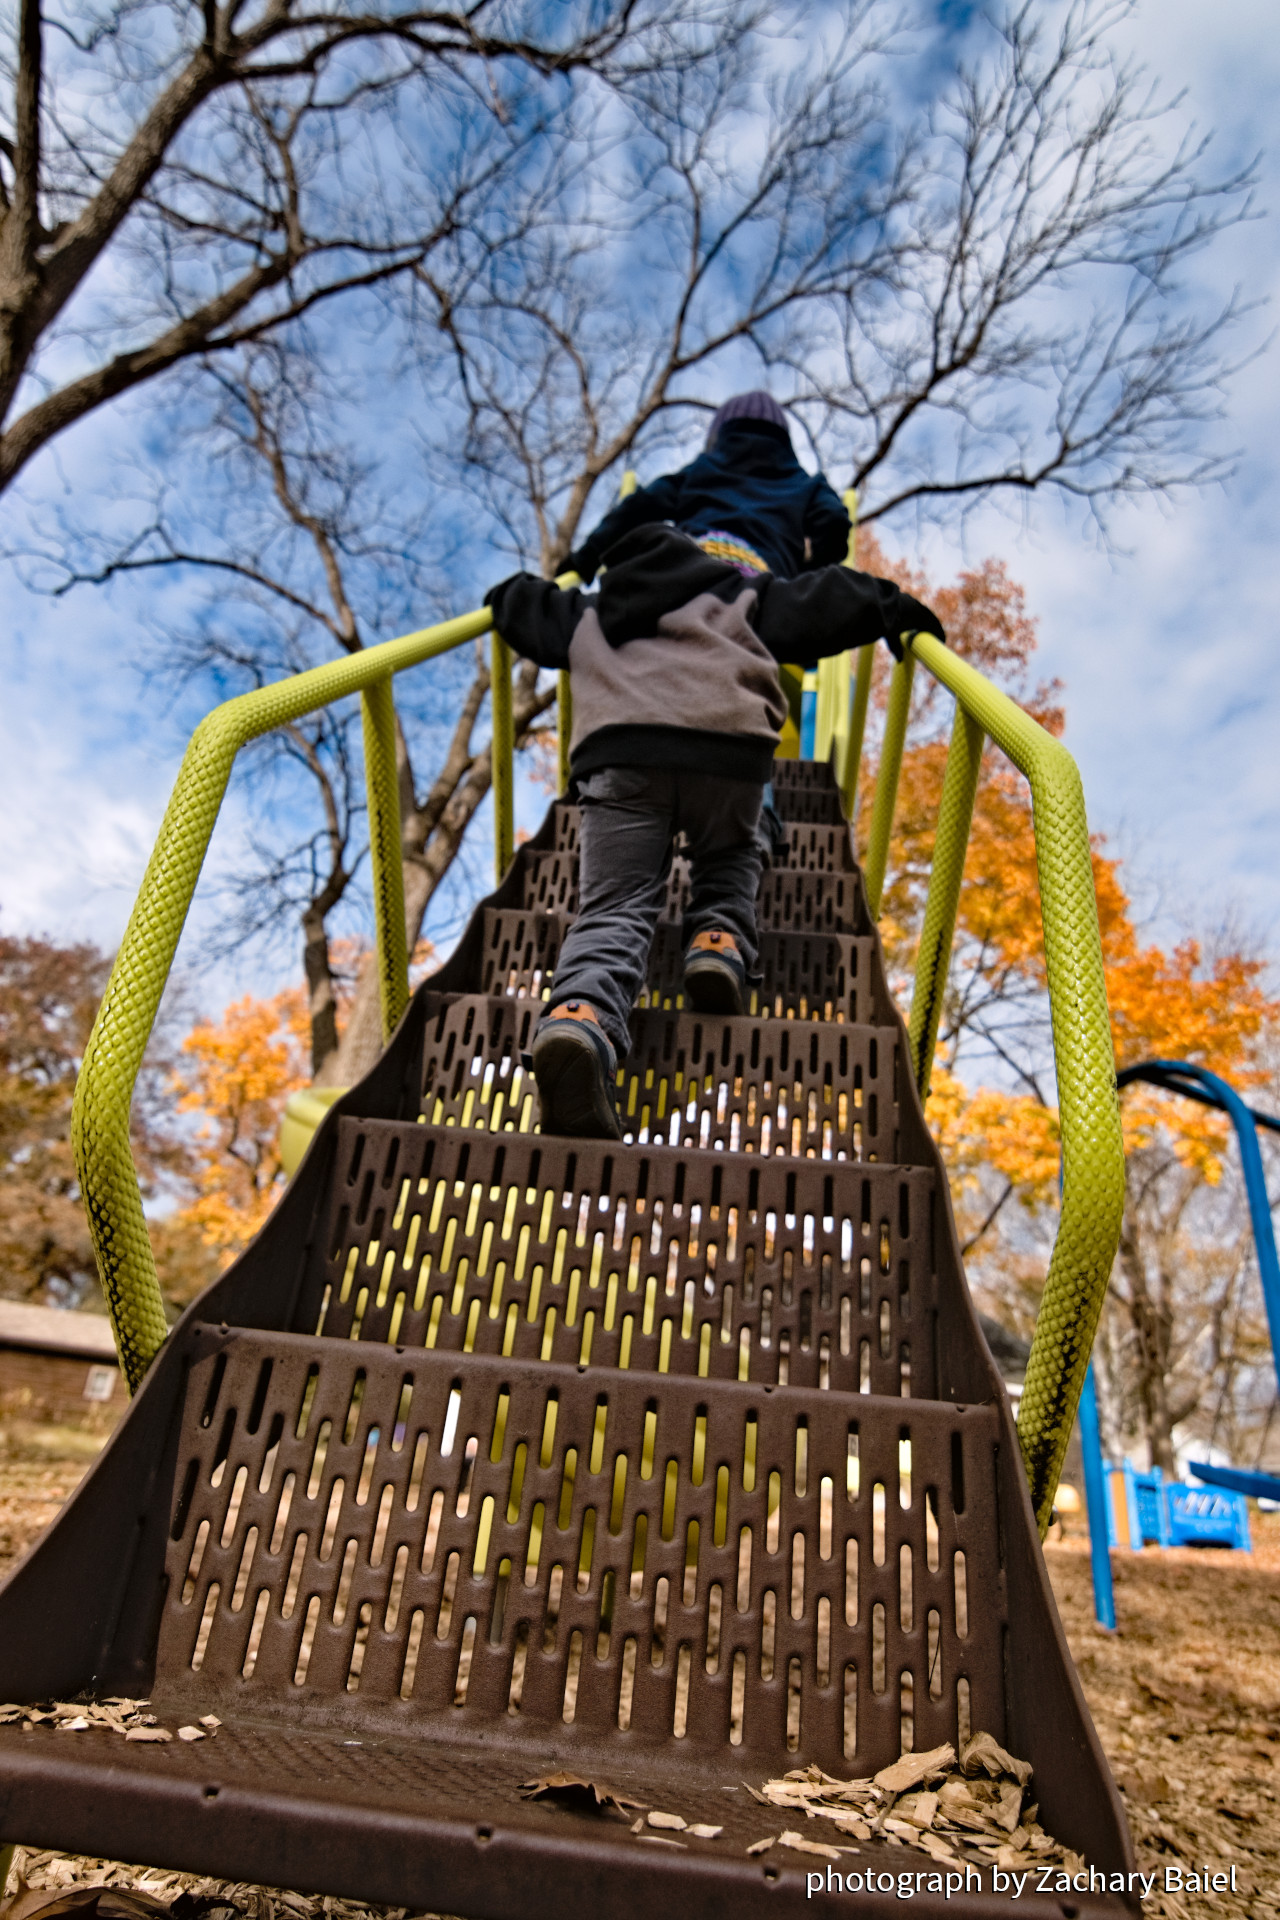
[1045,1523,1280,1920]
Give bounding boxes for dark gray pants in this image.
[546,765,765,1056]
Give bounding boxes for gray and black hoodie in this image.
[485,525,943,786]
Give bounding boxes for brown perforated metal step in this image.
[524,852,870,934]
[769,760,848,824]
[299,1121,936,1400]
[550,803,857,875]
[477,910,891,1025]
[416,992,899,1159]
[160,1327,1003,1775]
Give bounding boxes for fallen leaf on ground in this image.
[1,1889,170,1920]
[755,1733,1078,1873]
[518,1773,646,1817]
[778,1831,842,1861]
[685,1825,723,1840]
[962,1732,1031,1787]
[873,1745,956,1795]
[176,1728,205,1744]
[746,1837,775,1856]
[646,1812,686,1832]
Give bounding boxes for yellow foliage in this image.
[171,987,310,1265]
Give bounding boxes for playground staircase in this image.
[0,760,1133,1917]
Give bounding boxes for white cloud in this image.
[894,0,1280,947]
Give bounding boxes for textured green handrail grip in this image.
[72,605,489,1390]
[908,634,1126,1533]
[361,675,411,1041]
[907,704,985,1096]
[863,651,915,917]
[841,644,875,818]
[491,630,515,882]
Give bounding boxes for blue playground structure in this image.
[1079,1059,1280,1626]
[1102,1457,1251,1554]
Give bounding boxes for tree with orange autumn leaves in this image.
[160,987,311,1290]
[854,528,1280,1473]
[151,937,434,1304]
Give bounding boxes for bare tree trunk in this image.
[1118,1214,1180,1474]
[303,903,341,1081]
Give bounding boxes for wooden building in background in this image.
[0,1301,122,1427]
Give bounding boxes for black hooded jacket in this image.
[567,419,851,582]
[486,526,944,783]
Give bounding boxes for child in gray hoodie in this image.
[485,519,943,1139]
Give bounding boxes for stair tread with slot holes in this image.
[417,991,901,1160]
[300,1119,938,1398]
[158,1328,1003,1776]
[523,853,872,936]
[477,909,894,1027]
[550,803,858,876]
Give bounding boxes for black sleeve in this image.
[753,567,945,664]
[803,475,854,569]
[484,573,592,671]
[566,471,684,583]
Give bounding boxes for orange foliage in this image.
[162,937,437,1283]
[861,534,1280,1248]
[171,987,309,1264]
[926,1065,1061,1216]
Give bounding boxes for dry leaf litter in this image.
[747,1731,1082,1872]
[0,1704,217,1746]
[0,1852,458,1920]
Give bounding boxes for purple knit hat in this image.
[705,390,790,448]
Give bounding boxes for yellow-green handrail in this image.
[72,604,493,1391]
[865,630,1125,1532]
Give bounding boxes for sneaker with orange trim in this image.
[683,929,747,1015]
[531,1001,623,1140]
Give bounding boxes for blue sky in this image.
[1,0,1277,1012]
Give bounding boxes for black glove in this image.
[896,591,946,646]
[564,547,598,585]
[482,574,518,611]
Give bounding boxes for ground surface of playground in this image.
[1,1443,1275,1920]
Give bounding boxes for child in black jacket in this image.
[567,391,849,584]
[485,523,943,1139]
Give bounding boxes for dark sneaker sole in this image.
[532,1025,623,1139]
[683,956,746,1016]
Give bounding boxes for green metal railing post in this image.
[907,634,1126,1534]
[491,629,515,882]
[862,650,915,917]
[840,646,876,819]
[360,674,410,1041]
[907,705,985,1097]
